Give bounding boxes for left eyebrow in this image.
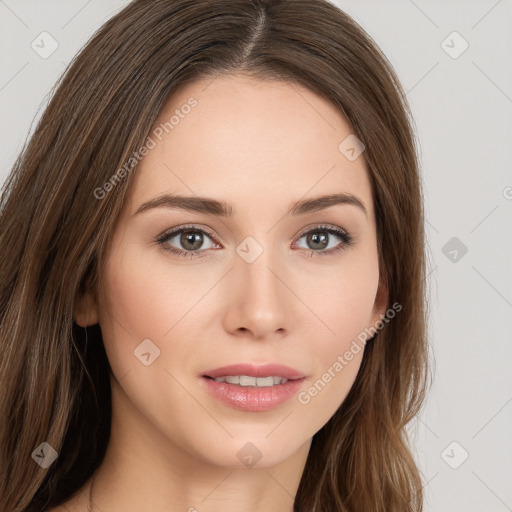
[134,192,367,218]
[289,193,367,218]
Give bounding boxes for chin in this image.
[191,434,303,470]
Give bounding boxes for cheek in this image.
[303,249,380,348]
[293,255,379,417]
[102,239,197,328]
[97,241,217,373]
[322,268,379,343]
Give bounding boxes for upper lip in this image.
[203,363,305,380]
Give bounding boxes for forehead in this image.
[125,74,373,219]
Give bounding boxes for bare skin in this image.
[53,73,388,511]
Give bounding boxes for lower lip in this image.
[201,377,305,411]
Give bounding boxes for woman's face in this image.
[90,74,388,469]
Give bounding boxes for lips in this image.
[203,363,305,380]
[211,375,289,386]
[201,363,306,412]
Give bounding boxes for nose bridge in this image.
[240,250,280,298]
[225,236,289,337]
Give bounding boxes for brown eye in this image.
[157,226,218,258]
[295,225,353,255]
[178,230,205,251]
[305,231,329,250]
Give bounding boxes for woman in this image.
[0,1,431,510]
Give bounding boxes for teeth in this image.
[212,375,289,386]
[240,375,256,386]
[256,376,274,387]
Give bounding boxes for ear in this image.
[74,285,99,327]
[369,275,389,328]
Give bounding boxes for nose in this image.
[222,247,290,341]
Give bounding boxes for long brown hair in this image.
[0,1,431,510]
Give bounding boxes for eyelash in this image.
[156,224,354,259]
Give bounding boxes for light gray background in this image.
[1,1,511,510]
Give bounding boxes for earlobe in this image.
[74,289,99,327]
[371,277,390,326]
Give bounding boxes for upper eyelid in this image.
[296,223,349,237]
[158,224,218,243]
